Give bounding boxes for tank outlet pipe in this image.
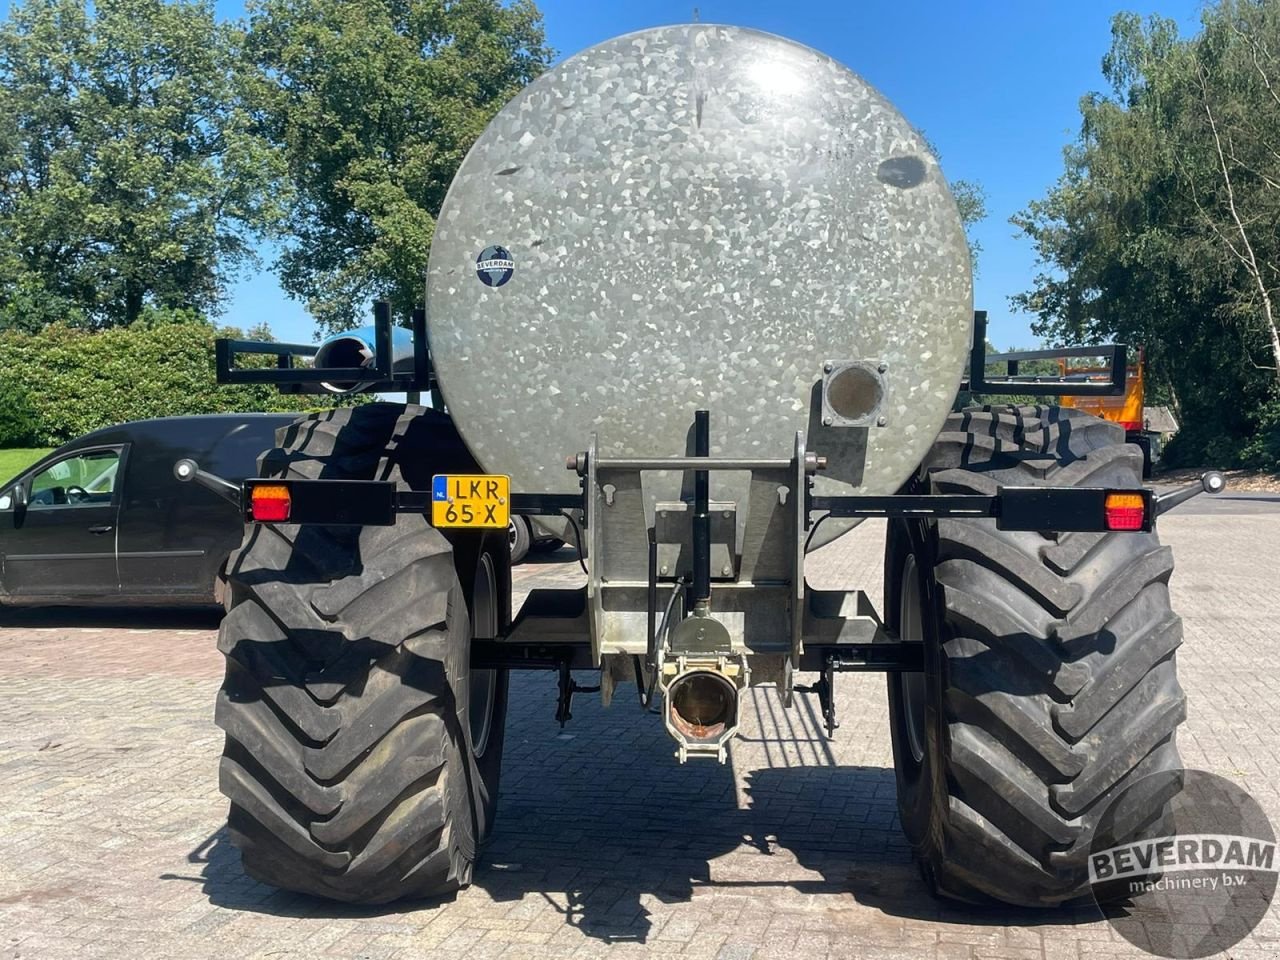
[661,654,748,763]
[313,324,415,393]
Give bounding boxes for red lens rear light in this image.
[251,483,291,522]
[1104,492,1146,531]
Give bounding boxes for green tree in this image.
[953,179,988,272]
[242,0,551,332]
[0,0,282,330]
[1014,2,1280,468]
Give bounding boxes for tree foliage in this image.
[1015,1,1280,468]
[0,0,283,331]
[0,310,326,445]
[953,179,988,272]
[0,372,40,446]
[242,0,551,332]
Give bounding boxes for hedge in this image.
[0,313,352,446]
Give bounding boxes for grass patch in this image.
[0,448,53,485]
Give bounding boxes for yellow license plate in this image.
[431,474,510,529]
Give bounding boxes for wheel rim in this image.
[507,520,518,551]
[469,554,499,759]
[899,553,927,765]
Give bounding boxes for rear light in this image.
[250,483,292,522]
[1104,492,1146,531]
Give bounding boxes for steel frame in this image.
[216,302,434,395]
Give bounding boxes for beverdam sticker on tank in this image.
[476,245,514,287]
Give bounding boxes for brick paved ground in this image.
[1,506,1278,959]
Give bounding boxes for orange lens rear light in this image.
[251,483,291,522]
[1104,492,1146,531]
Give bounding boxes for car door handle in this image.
[88,525,113,535]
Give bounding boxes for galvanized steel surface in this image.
[427,24,973,520]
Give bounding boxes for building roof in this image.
[1144,405,1179,434]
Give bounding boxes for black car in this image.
[0,414,297,605]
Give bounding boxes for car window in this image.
[28,450,120,509]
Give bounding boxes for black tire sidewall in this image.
[458,542,510,845]
[886,517,948,854]
[471,667,508,837]
[508,517,530,564]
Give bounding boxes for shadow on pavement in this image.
[177,671,1103,940]
[0,604,223,630]
[166,829,458,918]
[516,544,580,565]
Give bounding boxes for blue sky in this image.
[90,1,1209,346]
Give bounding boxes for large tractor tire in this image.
[886,405,1185,906]
[216,403,509,904]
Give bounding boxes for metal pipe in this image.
[667,670,738,743]
[692,410,711,608]
[810,493,995,519]
[647,527,658,668]
[594,456,791,471]
[1155,471,1225,515]
[313,311,414,393]
[172,458,241,508]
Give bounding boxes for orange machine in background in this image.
[1059,349,1153,476]
[964,314,1160,479]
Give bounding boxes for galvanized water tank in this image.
[426,24,973,536]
